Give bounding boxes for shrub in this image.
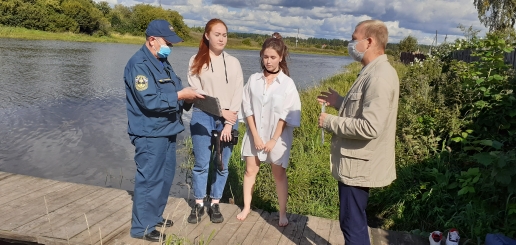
[241,38,251,46]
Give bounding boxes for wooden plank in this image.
[3,184,100,230]
[13,187,123,234]
[250,211,278,245]
[98,197,183,245]
[393,230,428,245]
[227,208,263,245]
[0,230,39,244]
[313,216,332,245]
[327,219,344,245]
[240,210,271,245]
[208,205,245,244]
[370,227,387,245]
[0,177,58,205]
[299,215,321,245]
[0,174,25,187]
[287,214,308,244]
[0,171,14,181]
[193,203,239,245]
[0,175,39,191]
[0,182,74,224]
[261,212,291,245]
[278,213,300,245]
[100,222,152,245]
[0,230,85,245]
[186,203,239,244]
[158,197,184,230]
[72,202,133,244]
[35,236,83,245]
[48,191,132,239]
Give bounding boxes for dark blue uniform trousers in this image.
[129,135,176,237]
[338,181,371,245]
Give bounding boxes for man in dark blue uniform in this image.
[124,19,203,242]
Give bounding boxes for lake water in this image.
[0,38,353,199]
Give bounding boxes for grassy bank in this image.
[0,25,345,56]
[0,25,144,44]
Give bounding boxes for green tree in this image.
[167,9,190,40]
[61,0,104,34]
[109,4,132,34]
[457,23,481,41]
[0,0,26,26]
[95,1,111,16]
[127,4,190,40]
[474,0,516,32]
[398,35,418,53]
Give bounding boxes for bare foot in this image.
[279,214,288,227]
[237,208,251,221]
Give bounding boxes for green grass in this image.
[0,25,145,44]
[0,25,346,56]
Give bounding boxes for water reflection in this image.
[0,38,353,198]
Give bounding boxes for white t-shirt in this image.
[240,71,301,167]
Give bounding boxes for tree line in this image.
[191,26,349,51]
[0,0,190,39]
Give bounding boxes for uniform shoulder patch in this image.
[135,75,148,91]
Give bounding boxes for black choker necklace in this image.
[265,68,280,74]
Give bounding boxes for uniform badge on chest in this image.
[135,75,148,91]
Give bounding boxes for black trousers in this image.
[338,181,371,245]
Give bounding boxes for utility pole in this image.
[296,28,299,47]
[159,0,161,7]
[429,30,437,55]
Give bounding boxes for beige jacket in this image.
[322,55,399,188]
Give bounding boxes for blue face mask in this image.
[154,38,172,58]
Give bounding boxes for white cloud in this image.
[101,0,488,45]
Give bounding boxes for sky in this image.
[100,0,488,45]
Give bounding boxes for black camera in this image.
[212,130,239,145]
[230,129,239,145]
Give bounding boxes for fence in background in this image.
[400,50,516,69]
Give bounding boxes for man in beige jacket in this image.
[318,20,399,245]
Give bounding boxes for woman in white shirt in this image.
[236,33,301,226]
[187,18,244,224]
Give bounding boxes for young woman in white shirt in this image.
[236,33,301,226]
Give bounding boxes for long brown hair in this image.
[260,33,290,76]
[190,19,228,76]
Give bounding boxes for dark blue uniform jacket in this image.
[124,44,188,137]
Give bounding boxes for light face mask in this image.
[154,38,171,58]
[347,39,367,62]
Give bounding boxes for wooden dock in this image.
[0,171,427,245]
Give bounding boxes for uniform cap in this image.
[145,19,182,43]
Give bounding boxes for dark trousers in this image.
[338,181,371,245]
[129,135,177,237]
